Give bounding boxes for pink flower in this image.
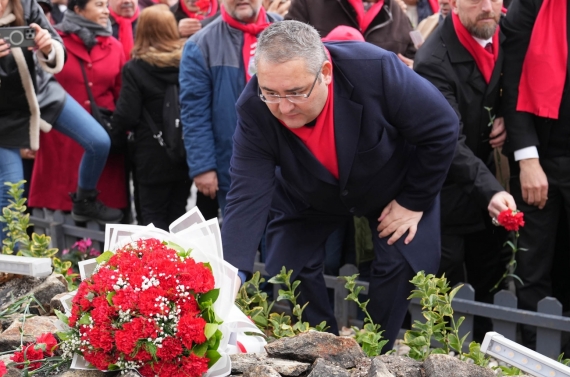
[0,360,7,377]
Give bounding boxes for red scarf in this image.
[109,7,140,60]
[287,69,338,180]
[346,0,385,33]
[452,11,499,84]
[517,0,567,119]
[428,0,439,13]
[180,0,218,20]
[221,5,269,82]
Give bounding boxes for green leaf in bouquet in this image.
[202,306,216,323]
[85,292,95,302]
[96,251,114,264]
[54,309,69,325]
[207,329,222,351]
[78,313,91,325]
[202,262,213,272]
[193,342,208,357]
[198,288,220,307]
[206,350,221,368]
[106,292,116,306]
[204,323,218,340]
[166,241,186,256]
[145,342,158,358]
[56,331,70,341]
[107,364,120,371]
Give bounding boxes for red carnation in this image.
[83,349,117,371]
[112,285,139,311]
[36,333,58,356]
[497,209,525,232]
[73,281,94,311]
[91,296,116,326]
[86,325,115,353]
[138,287,169,316]
[177,315,207,349]
[10,344,44,370]
[152,360,180,377]
[179,263,215,293]
[181,353,209,377]
[0,360,7,377]
[156,337,183,359]
[177,295,200,317]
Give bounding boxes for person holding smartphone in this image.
[0,0,122,242]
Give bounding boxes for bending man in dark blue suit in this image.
[221,20,459,350]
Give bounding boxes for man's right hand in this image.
[519,158,548,209]
[179,18,202,38]
[194,170,218,199]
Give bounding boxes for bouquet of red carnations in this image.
[58,237,223,377]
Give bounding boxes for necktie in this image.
[484,42,494,54]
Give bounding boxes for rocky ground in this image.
[0,273,532,377]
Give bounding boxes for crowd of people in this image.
[0,0,567,352]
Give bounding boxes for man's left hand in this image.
[489,117,506,148]
[29,23,52,56]
[377,199,423,245]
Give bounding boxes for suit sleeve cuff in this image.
[514,146,539,161]
[237,271,248,286]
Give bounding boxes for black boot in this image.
[70,188,123,224]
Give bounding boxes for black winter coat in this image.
[112,57,189,185]
[414,15,505,234]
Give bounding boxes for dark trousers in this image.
[439,221,509,341]
[511,156,570,347]
[265,186,440,351]
[138,179,192,231]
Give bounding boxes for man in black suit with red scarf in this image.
[502,0,570,349]
[414,0,516,340]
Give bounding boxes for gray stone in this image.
[350,357,372,377]
[243,364,281,377]
[376,355,423,377]
[50,292,69,314]
[0,275,46,309]
[0,316,59,352]
[307,358,351,377]
[230,352,310,376]
[368,357,395,377]
[265,331,365,368]
[29,273,68,311]
[423,354,495,377]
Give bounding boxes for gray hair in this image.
[255,20,328,77]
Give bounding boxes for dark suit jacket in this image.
[221,41,459,276]
[501,0,570,157]
[414,15,505,234]
[286,0,416,58]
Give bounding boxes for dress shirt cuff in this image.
[238,271,248,286]
[514,146,539,161]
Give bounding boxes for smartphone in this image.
[0,26,36,49]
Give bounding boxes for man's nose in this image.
[278,98,295,113]
[480,0,493,12]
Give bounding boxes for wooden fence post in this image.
[537,297,563,359]
[492,290,518,341]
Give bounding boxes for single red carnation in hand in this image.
[497,209,525,231]
[177,315,207,349]
[36,333,58,356]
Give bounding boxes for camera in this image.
[0,27,36,48]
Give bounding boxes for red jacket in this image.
[29,33,128,211]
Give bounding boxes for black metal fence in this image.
[29,210,570,359]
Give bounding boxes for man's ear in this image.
[321,60,333,85]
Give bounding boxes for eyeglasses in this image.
[259,70,321,104]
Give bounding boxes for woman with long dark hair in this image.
[112,4,190,230]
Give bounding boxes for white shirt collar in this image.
[472,36,493,48]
